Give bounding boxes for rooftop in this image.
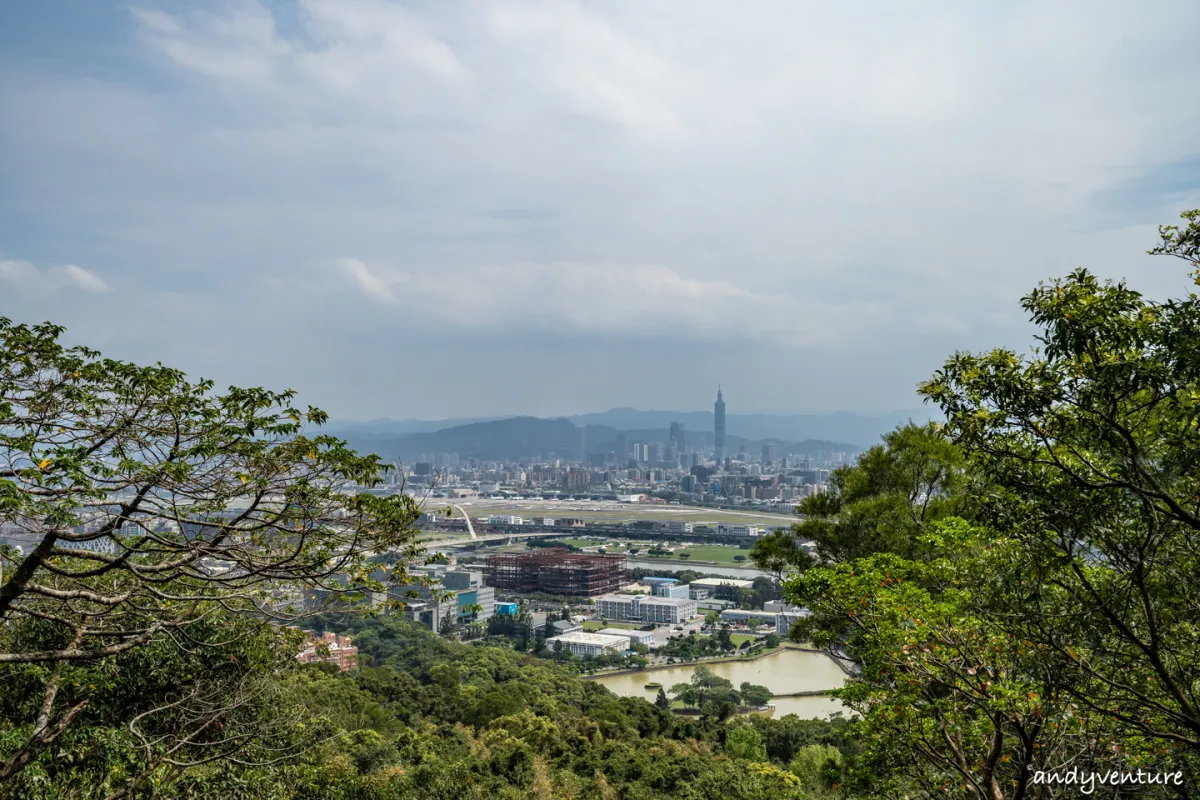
[639,596,696,607]
[546,632,630,647]
[690,577,754,588]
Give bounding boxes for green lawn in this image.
[583,620,643,631]
[730,634,757,647]
[640,544,751,565]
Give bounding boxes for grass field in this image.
[582,620,644,631]
[443,499,797,527]
[637,544,753,566]
[730,634,757,647]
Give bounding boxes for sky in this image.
[2,0,1199,421]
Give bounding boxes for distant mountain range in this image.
[325,408,937,463]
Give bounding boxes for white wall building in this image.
[640,597,698,624]
[546,632,630,658]
[716,524,765,538]
[595,594,697,625]
[596,594,640,621]
[596,628,655,648]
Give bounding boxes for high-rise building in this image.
[616,433,628,463]
[669,421,686,454]
[713,387,726,462]
[762,444,776,464]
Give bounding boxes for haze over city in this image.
[3,1,1199,421]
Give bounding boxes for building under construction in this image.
[487,549,626,597]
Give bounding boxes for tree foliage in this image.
[0,320,423,787]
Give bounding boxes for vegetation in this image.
[766,211,1200,798]
[0,318,424,795]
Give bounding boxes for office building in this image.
[655,582,691,599]
[640,597,697,624]
[596,594,641,621]
[595,594,697,625]
[762,444,776,464]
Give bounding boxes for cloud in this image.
[0,260,109,293]
[331,257,868,345]
[2,1,1200,418]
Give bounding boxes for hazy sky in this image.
[2,1,1199,420]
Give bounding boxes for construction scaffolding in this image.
[487,549,626,597]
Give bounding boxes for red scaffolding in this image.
[487,548,626,597]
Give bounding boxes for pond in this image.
[589,647,849,719]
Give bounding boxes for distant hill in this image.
[341,416,862,463]
[567,408,936,446]
[330,407,936,457]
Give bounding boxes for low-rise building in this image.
[719,609,778,626]
[596,594,640,621]
[596,628,655,648]
[550,619,583,637]
[295,630,359,672]
[688,577,754,601]
[546,631,630,658]
[595,594,697,625]
[721,524,766,537]
[655,582,691,599]
[775,608,811,636]
[639,597,697,624]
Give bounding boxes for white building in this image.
[660,521,694,534]
[720,609,778,626]
[546,631,630,658]
[487,515,524,526]
[716,524,765,538]
[639,597,698,624]
[596,628,655,648]
[688,577,754,600]
[596,594,640,621]
[595,594,697,625]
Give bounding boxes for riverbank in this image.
[590,647,850,720]
[581,641,819,680]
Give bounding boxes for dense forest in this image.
[1,210,1199,797]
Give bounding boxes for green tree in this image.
[915,210,1200,771]
[655,688,671,710]
[789,743,844,791]
[0,319,423,784]
[738,682,772,708]
[725,724,767,761]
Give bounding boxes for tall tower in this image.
[669,421,686,454]
[713,387,726,463]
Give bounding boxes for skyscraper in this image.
[669,421,687,454]
[713,387,726,462]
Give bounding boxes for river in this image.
[589,648,848,719]
[626,559,767,579]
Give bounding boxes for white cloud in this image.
[2,1,1200,417]
[332,257,869,345]
[0,260,109,293]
